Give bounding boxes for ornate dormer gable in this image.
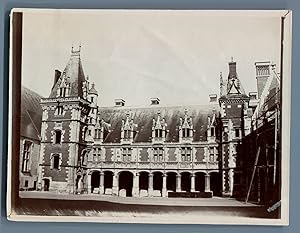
[152,110,167,144]
[121,112,137,144]
[179,109,194,143]
[207,110,217,142]
[56,72,71,98]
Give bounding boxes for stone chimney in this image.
[228,60,237,79]
[209,94,217,103]
[114,99,125,107]
[255,61,271,99]
[151,97,160,105]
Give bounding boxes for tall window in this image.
[155,129,163,138]
[52,154,60,169]
[122,148,132,162]
[153,148,163,162]
[55,130,62,144]
[181,147,191,162]
[22,140,32,172]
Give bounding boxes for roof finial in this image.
[231,56,234,62]
[71,43,81,57]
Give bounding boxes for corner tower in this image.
[37,46,91,193]
[219,59,250,197]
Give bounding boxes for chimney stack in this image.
[114,99,125,107]
[255,61,271,99]
[228,59,237,79]
[151,97,160,105]
[209,94,217,103]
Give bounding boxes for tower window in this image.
[91,97,94,103]
[124,129,130,139]
[22,140,32,172]
[59,87,67,97]
[56,106,64,115]
[55,130,62,144]
[52,154,60,169]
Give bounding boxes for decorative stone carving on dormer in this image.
[94,118,111,143]
[152,110,167,144]
[121,112,137,144]
[207,112,217,143]
[56,72,71,98]
[179,109,194,143]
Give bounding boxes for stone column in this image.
[162,174,167,197]
[176,174,181,192]
[99,172,104,195]
[132,173,140,197]
[205,173,211,192]
[112,173,119,196]
[190,173,195,192]
[87,173,92,194]
[148,173,153,196]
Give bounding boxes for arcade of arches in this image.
[88,170,222,197]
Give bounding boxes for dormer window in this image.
[152,111,167,143]
[59,87,67,97]
[207,113,217,142]
[210,127,215,137]
[235,128,240,138]
[121,112,137,144]
[179,110,193,143]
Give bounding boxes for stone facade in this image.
[31,48,260,198]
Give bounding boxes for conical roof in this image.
[49,47,86,98]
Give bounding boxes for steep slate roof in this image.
[21,86,43,141]
[49,49,86,98]
[99,104,219,143]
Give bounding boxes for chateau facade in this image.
[21,47,266,198]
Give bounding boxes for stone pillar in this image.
[176,174,181,192]
[162,174,167,197]
[112,173,119,196]
[190,174,195,192]
[205,173,211,192]
[132,173,140,197]
[87,173,92,194]
[148,173,153,196]
[99,172,104,195]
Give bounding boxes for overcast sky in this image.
[21,10,281,107]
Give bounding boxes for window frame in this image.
[22,140,32,172]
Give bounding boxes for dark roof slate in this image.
[21,86,43,141]
[99,104,219,143]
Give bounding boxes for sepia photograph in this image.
[7,9,291,224]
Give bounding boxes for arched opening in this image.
[119,171,133,197]
[181,172,191,192]
[166,172,177,192]
[104,171,113,194]
[195,172,205,192]
[139,172,149,190]
[75,175,81,193]
[210,172,222,196]
[43,178,50,191]
[153,172,163,196]
[91,171,100,194]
